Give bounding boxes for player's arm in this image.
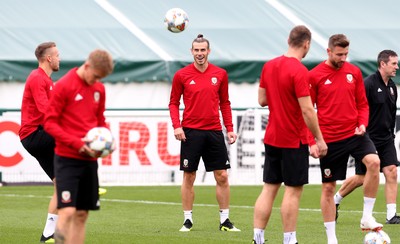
[219,72,234,132]
[258,87,267,107]
[298,96,327,157]
[97,85,107,127]
[44,84,84,151]
[169,73,186,141]
[355,70,369,128]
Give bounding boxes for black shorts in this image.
[180,128,230,172]
[355,138,399,175]
[21,126,55,179]
[320,135,377,182]
[54,155,100,211]
[263,143,309,187]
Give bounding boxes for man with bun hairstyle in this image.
[169,34,240,232]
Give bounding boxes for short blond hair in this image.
[87,49,114,76]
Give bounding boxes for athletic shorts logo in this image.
[211,77,217,85]
[183,159,189,168]
[346,74,353,83]
[324,168,332,178]
[61,191,72,203]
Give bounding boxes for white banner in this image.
[1,110,399,185]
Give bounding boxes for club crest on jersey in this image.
[390,87,394,95]
[94,91,100,103]
[211,77,218,85]
[346,74,353,83]
[324,168,332,178]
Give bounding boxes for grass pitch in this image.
[0,184,398,243]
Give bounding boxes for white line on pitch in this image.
[0,193,385,215]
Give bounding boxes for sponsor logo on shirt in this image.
[189,80,196,85]
[75,93,83,101]
[324,79,332,85]
[346,74,353,83]
[211,77,217,85]
[377,88,382,93]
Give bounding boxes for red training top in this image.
[44,67,107,160]
[309,61,369,143]
[260,55,311,148]
[169,63,233,132]
[19,67,53,140]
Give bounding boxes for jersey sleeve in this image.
[168,72,183,129]
[97,84,107,127]
[307,71,317,145]
[44,82,85,151]
[31,75,51,116]
[219,71,233,132]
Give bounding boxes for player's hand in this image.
[79,144,100,158]
[227,132,237,144]
[174,127,186,142]
[309,144,319,158]
[354,124,366,136]
[316,139,328,158]
[310,140,328,158]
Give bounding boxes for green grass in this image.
[0,184,398,243]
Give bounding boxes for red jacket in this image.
[44,68,107,160]
[260,56,311,148]
[19,67,53,140]
[309,61,369,143]
[169,63,233,132]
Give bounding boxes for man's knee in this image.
[363,155,380,172]
[214,170,228,185]
[384,165,398,182]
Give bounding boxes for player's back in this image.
[260,55,310,148]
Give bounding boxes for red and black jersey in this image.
[260,55,311,148]
[309,61,369,143]
[19,67,53,140]
[44,67,107,160]
[169,63,233,132]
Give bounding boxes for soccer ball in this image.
[364,230,391,244]
[164,8,189,33]
[85,127,115,158]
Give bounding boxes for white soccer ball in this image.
[364,230,391,244]
[85,127,115,158]
[164,8,189,33]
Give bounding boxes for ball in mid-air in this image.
[85,127,115,158]
[164,8,189,33]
